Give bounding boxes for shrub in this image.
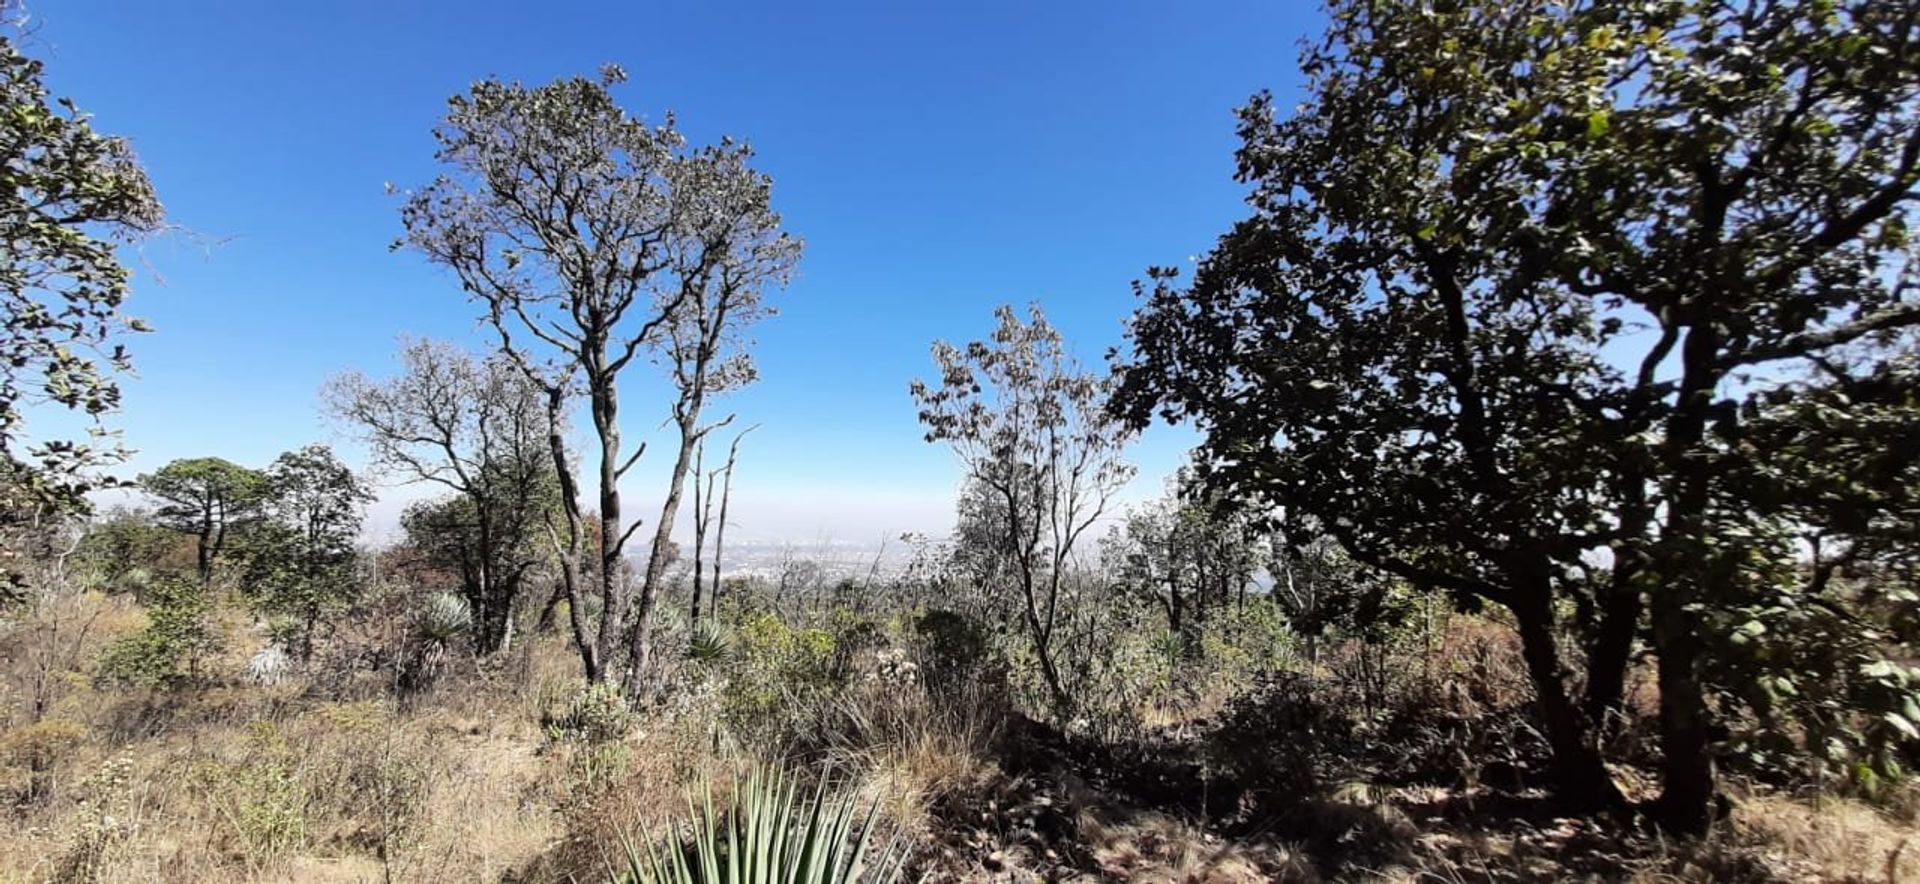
[722,613,839,741]
[96,577,218,688]
[687,620,733,666]
[544,681,638,746]
[910,609,990,692]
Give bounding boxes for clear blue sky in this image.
[33,1,1316,542]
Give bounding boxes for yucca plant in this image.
[415,591,472,644]
[613,766,907,884]
[687,621,734,666]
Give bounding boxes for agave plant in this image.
[613,766,906,884]
[686,621,734,666]
[415,591,472,644]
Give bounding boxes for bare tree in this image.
[397,66,796,687]
[326,339,554,655]
[911,304,1137,714]
[690,423,755,626]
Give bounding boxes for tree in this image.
[0,20,164,599]
[97,575,216,688]
[913,304,1137,715]
[73,505,189,592]
[635,150,798,689]
[1115,0,1920,830]
[244,445,371,660]
[398,66,799,689]
[1106,472,1264,657]
[690,424,755,626]
[327,339,558,655]
[138,458,265,587]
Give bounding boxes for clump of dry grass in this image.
[816,676,1003,835]
[1703,790,1919,883]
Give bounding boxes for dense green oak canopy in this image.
[1115,0,1920,831]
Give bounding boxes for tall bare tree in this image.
[690,423,755,626]
[397,66,797,687]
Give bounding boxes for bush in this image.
[911,609,991,692]
[96,577,218,688]
[722,612,840,741]
[544,681,637,746]
[1206,674,1356,796]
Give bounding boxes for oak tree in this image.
[1115,0,1920,830]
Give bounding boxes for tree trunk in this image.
[628,409,702,695]
[543,385,599,682]
[690,441,709,626]
[1583,562,1643,735]
[196,509,215,587]
[590,377,626,684]
[1647,322,1726,835]
[709,431,745,625]
[1649,584,1714,834]
[1510,572,1624,814]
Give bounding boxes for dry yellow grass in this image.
[1719,791,1920,883]
[6,590,1920,883]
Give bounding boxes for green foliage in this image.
[912,304,1137,716]
[242,445,370,658]
[137,457,267,584]
[687,620,734,666]
[72,507,181,592]
[910,609,992,692]
[544,681,638,746]
[97,576,217,688]
[1113,0,1920,827]
[722,612,840,741]
[0,28,163,599]
[414,590,472,645]
[614,765,904,884]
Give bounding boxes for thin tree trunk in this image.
[542,385,599,682]
[1648,323,1725,835]
[709,426,751,625]
[690,439,710,625]
[591,376,628,684]
[1584,555,1644,735]
[628,409,701,694]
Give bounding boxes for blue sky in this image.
[32,1,1316,542]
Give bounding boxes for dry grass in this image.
[5,590,1919,883]
[1706,790,1920,883]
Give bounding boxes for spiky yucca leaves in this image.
[415,591,472,644]
[614,766,906,884]
[687,621,733,666]
[399,591,471,696]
